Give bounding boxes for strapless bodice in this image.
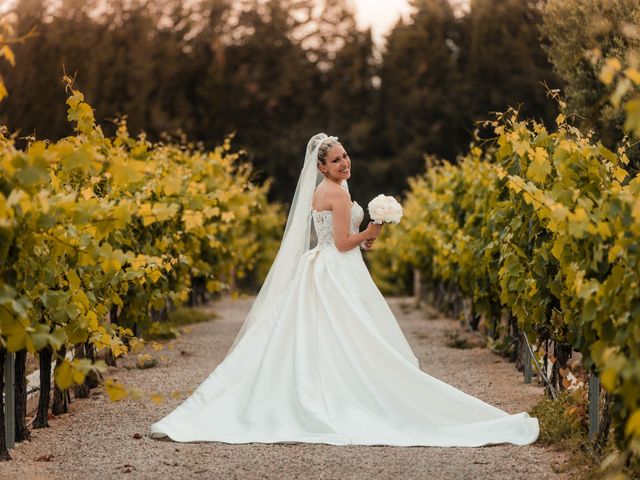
[311,201,365,249]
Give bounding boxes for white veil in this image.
[225,133,347,356]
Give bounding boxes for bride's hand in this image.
[361,238,375,250]
[365,222,382,239]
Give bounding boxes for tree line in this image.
[2,0,565,204]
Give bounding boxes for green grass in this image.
[143,305,217,340]
[529,389,586,447]
[444,330,477,349]
[168,305,214,326]
[528,390,640,479]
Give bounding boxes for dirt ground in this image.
[1,295,574,480]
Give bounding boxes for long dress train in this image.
[149,201,540,446]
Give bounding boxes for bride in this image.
[149,133,540,446]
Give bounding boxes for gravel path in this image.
[2,296,573,479]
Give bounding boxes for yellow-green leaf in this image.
[148,269,162,283]
[624,99,640,138]
[625,409,640,437]
[66,269,81,292]
[104,378,128,401]
[526,148,551,183]
[1,45,15,67]
[54,360,73,390]
[599,58,622,85]
[182,210,204,230]
[624,67,640,85]
[551,236,566,260]
[601,368,618,391]
[85,311,98,331]
[613,166,627,183]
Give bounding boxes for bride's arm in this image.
[331,189,381,252]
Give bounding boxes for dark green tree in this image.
[377,0,466,190]
[320,26,379,202]
[192,0,323,202]
[463,0,560,126]
[540,0,640,167]
[0,0,563,203]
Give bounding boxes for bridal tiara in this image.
[315,135,340,162]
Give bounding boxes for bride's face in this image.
[320,144,351,182]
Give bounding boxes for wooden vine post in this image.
[523,331,532,384]
[413,268,422,306]
[588,369,600,441]
[3,351,15,451]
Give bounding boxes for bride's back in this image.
[312,180,349,212]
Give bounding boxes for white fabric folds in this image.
[149,201,540,447]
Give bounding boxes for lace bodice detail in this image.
[312,201,365,249]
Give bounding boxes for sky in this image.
[0,0,419,47]
[350,0,415,46]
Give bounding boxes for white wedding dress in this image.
[149,200,539,446]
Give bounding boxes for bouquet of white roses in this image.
[367,194,403,224]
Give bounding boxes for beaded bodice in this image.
[311,201,365,249]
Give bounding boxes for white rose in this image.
[368,194,403,224]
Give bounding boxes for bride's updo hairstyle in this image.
[311,135,340,167]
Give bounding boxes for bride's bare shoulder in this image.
[326,183,350,208]
[315,181,349,198]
